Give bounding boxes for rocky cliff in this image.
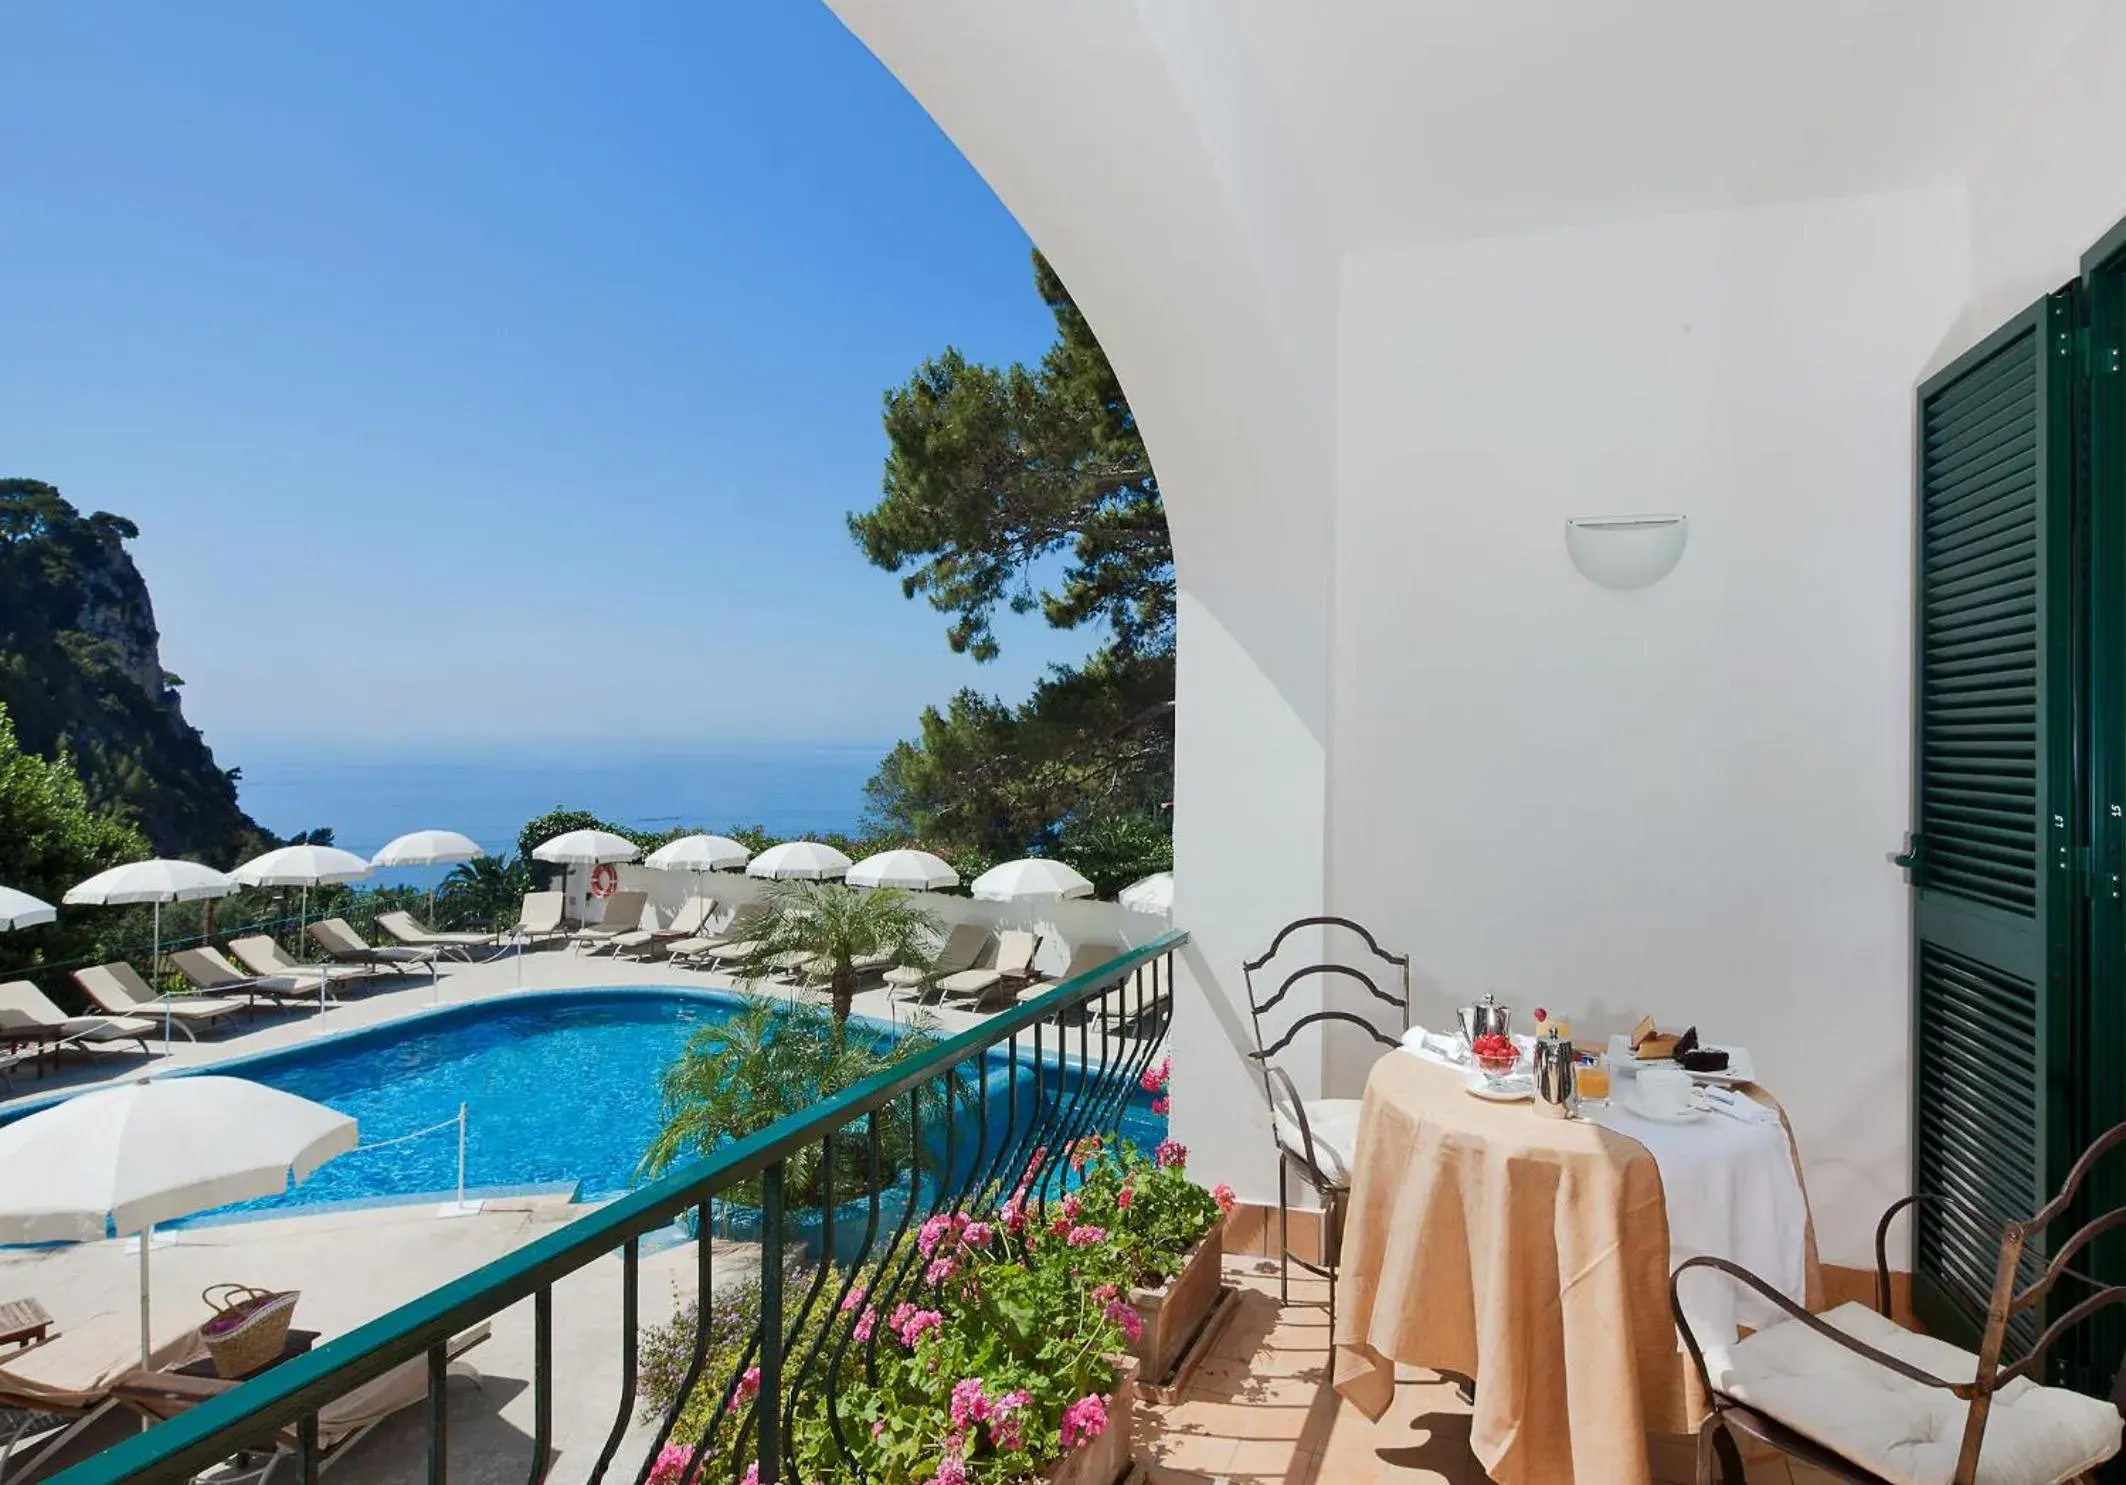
[0,478,273,865]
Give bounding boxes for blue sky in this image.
[0,2,1085,757]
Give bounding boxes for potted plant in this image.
[639,1219,1139,1484]
[1043,1060,1234,1382]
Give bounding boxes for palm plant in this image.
[736,879,942,1033]
[440,853,532,932]
[639,994,944,1207]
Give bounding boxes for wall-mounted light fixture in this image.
[1564,514,1688,590]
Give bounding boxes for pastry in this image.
[1679,1046,1730,1073]
[1634,1032,1681,1061]
[1628,1014,1657,1049]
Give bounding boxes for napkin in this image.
[1400,1026,1466,1066]
[1698,1086,1781,1125]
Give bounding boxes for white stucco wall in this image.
[1330,187,1967,1264]
[1956,3,2126,358]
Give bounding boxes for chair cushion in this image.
[1707,1300,2122,1485]
[1273,1098,1363,1185]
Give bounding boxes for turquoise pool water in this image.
[3,989,1169,1228]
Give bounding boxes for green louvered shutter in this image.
[1908,290,2078,1352]
[2076,224,2126,1395]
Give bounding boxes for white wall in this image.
[1329,187,1967,1263]
[1953,3,2126,360]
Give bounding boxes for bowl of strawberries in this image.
[1469,1031,1519,1080]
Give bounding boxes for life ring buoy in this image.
[590,863,619,899]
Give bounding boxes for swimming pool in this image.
[14,989,1169,1227]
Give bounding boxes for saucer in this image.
[1464,1072,1532,1102]
[1622,1091,1706,1124]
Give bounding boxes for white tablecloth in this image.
[1400,1028,1809,1347]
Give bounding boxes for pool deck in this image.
[0,950,1026,1482]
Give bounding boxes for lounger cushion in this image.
[1706,1300,2122,1485]
[937,968,1001,997]
[1273,1098,1362,1185]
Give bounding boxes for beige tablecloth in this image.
[1331,1051,1820,1485]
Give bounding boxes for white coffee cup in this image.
[1638,1068,1694,1117]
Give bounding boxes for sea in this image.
[233,740,883,883]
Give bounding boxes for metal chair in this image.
[1243,916,1410,1336]
[1674,1121,2126,1484]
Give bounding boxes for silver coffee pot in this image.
[1456,991,1512,1047]
[1532,1032,1578,1119]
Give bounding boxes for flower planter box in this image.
[1046,1357,1137,1485]
[1128,1213,1226,1385]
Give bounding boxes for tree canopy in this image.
[850,253,1175,878]
[0,700,150,974]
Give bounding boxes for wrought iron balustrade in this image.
[49,930,1185,1485]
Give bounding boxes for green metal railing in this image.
[49,929,1186,1484]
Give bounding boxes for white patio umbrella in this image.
[0,885,57,931]
[531,829,641,923]
[64,861,238,1045]
[644,834,751,919]
[746,841,853,881]
[643,834,752,873]
[233,845,376,1024]
[969,858,1096,904]
[371,829,487,929]
[847,849,959,892]
[0,1076,357,1366]
[1118,871,1175,914]
[371,829,485,869]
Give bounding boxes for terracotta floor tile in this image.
[1159,1397,1319,1444]
[1225,1436,1314,1479]
[1183,1360,1330,1406]
[1142,1429,1239,1474]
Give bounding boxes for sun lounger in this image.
[168,947,328,1008]
[667,902,769,963]
[72,963,246,1040]
[884,922,992,1005]
[0,980,155,1064]
[511,890,569,948]
[376,910,506,958]
[1034,941,1128,1011]
[227,935,378,989]
[0,1306,204,1481]
[114,1322,491,1480]
[942,929,1038,1010]
[569,891,649,952]
[607,895,715,959]
[308,917,437,975]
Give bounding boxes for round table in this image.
[1331,1049,1820,1485]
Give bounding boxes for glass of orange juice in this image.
[1575,1050,1612,1106]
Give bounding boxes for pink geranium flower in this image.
[949,1376,991,1430]
[990,1388,1033,1451]
[727,1366,760,1414]
[1066,1224,1108,1248]
[646,1444,693,1485]
[1105,1298,1144,1343]
[1213,1182,1237,1215]
[1154,1138,1187,1170]
[1059,1392,1111,1449]
[1141,1056,1171,1093]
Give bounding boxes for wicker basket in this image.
[200,1284,299,1379]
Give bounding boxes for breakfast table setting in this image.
[1331,995,1821,1485]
